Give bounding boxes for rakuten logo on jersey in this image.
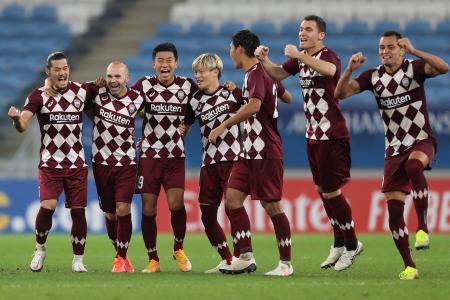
[99,108,131,126]
[300,78,314,88]
[200,104,230,122]
[379,94,411,109]
[149,103,182,114]
[49,113,80,123]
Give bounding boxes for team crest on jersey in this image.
[221,89,230,98]
[73,99,82,109]
[176,90,185,100]
[128,103,136,114]
[401,77,410,88]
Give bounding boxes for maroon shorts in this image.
[93,163,137,213]
[199,161,234,206]
[382,139,436,194]
[137,157,185,195]
[38,167,88,208]
[307,139,351,193]
[227,159,283,201]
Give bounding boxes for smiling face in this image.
[106,62,129,98]
[379,35,404,69]
[153,51,177,85]
[298,19,325,51]
[46,59,69,90]
[194,67,219,92]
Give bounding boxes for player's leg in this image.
[66,167,88,272]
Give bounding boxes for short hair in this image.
[46,52,68,68]
[152,42,178,61]
[303,15,327,33]
[381,30,402,39]
[192,53,223,79]
[231,30,260,58]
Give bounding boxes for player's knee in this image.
[405,159,424,179]
[41,200,57,210]
[200,205,217,227]
[116,203,131,216]
[261,201,283,216]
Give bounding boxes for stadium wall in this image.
[1,177,449,234]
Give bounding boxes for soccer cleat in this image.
[173,249,192,272]
[72,255,88,272]
[265,261,294,276]
[112,257,126,273]
[334,241,364,271]
[204,257,237,274]
[30,248,46,272]
[320,246,345,269]
[399,266,419,280]
[414,230,430,250]
[219,252,257,275]
[124,255,135,273]
[142,259,161,273]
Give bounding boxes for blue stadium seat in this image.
[404,20,432,36]
[188,22,215,37]
[140,38,169,54]
[326,21,339,35]
[427,74,449,87]
[342,20,370,35]
[31,4,57,22]
[436,20,450,35]
[250,21,277,37]
[155,23,184,37]
[373,20,401,35]
[280,21,298,36]
[415,35,449,52]
[218,21,245,37]
[1,4,27,21]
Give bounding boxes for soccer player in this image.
[254,15,363,271]
[132,43,198,273]
[7,52,89,272]
[209,30,293,276]
[335,31,449,279]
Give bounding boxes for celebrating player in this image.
[334,31,449,279]
[255,15,363,271]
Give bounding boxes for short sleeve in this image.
[81,81,99,111]
[282,58,300,76]
[247,69,266,102]
[355,69,375,92]
[275,81,286,98]
[23,89,42,114]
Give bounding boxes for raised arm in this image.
[284,44,336,77]
[335,52,366,99]
[255,45,290,81]
[8,106,34,133]
[398,38,449,76]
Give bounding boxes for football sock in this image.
[35,207,54,245]
[105,216,118,251]
[405,159,429,233]
[270,213,292,261]
[227,206,252,254]
[200,205,232,262]
[320,194,345,247]
[171,206,187,251]
[117,214,132,259]
[70,208,87,255]
[141,214,158,261]
[329,194,358,251]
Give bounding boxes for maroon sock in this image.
[388,200,416,268]
[405,159,429,233]
[35,207,55,245]
[117,214,132,259]
[329,194,358,250]
[320,194,345,247]
[70,208,87,255]
[270,213,291,261]
[225,208,240,257]
[141,214,158,261]
[171,206,186,251]
[201,205,232,262]
[227,206,252,254]
[105,216,118,251]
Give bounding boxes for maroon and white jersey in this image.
[132,76,197,158]
[355,59,435,157]
[241,63,283,160]
[23,82,90,169]
[283,47,349,140]
[90,84,145,166]
[186,86,244,166]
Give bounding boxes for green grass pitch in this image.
[0,234,449,300]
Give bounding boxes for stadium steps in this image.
[71,0,182,82]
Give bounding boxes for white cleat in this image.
[219,252,257,275]
[205,257,237,274]
[72,255,88,272]
[320,246,345,269]
[334,241,364,271]
[30,248,46,272]
[265,261,294,276]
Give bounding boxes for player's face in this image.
[229,42,243,69]
[194,67,219,91]
[153,51,177,85]
[106,64,129,97]
[298,20,324,50]
[46,59,69,90]
[379,36,404,68]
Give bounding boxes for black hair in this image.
[46,52,68,68]
[231,30,260,58]
[303,15,327,33]
[152,42,178,61]
[381,30,403,39]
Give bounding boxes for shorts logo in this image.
[128,103,136,114]
[176,90,185,100]
[221,89,230,98]
[401,77,410,88]
[73,99,82,110]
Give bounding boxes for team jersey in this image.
[186,86,244,166]
[23,82,91,169]
[283,47,349,140]
[355,59,435,157]
[132,75,198,158]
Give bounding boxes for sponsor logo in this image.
[73,99,81,109]
[150,103,182,114]
[380,94,411,108]
[49,113,80,123]
[99,108,131,126]
[200,103,230,122]
[300,78,314,87]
